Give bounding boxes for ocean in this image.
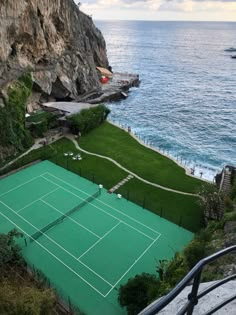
[95,21,236,181]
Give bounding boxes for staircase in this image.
[220,167,232,195]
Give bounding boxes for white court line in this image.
[41,199,100,239]
[45,172,160,236]
[17,188,60,213]
[0,173,48,197]
[0,200,113,287]
[78,221,121,260]
[42,175,156,241]
[0,210,107,297]
[104,233,162,298]
[93,206,155,241]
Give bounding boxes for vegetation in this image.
[27,110,58,138]
[118,180,236,315]
[0,229,23,268]
[199,183,224,220]
[0,230,57,315]
[0,73,33,156]
[78,122,203,193]
[118,273,159,315]
[67,104,110,135]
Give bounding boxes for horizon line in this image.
[93,18,236,23]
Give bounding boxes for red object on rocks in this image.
[101,76,109,84]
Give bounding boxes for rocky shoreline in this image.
[74,72,140,104]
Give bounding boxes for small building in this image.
[96,67,113,79]
[42,101,96,127]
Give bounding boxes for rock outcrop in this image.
[0,0,109,100]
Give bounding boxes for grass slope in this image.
[1,138,203,232]
[79,122,203,193]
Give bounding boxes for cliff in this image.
[0,0,109,100]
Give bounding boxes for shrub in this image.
[184,239,206,269]
[67,104,110,135]
[29,121,48,138]
[118,273,160,315]
[0,73,33,151]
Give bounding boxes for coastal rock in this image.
[0,0,109,99]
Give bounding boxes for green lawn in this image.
[79,122,203,193]
[1,138,203,232]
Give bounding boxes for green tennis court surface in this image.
[0,161,193,314]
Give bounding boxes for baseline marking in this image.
[17,188,60,213]
[104,234,162,297]
[41,199,100,239]
[0,200,113,287]
[78,221,121,260]
[42,175,156,241]
[0,209,107,297]
[0,173,48,197]
[44,172,160,236]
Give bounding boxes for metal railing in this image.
[139,245,236,315]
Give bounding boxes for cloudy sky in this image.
[75,0,236,21]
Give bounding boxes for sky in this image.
[75,0,236,21]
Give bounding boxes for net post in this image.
[98,184,103,196]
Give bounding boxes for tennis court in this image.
[0,161,193,314]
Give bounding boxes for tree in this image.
[183,239,206,269]
[0,230,57,315]
[118,273,159,315]
[198,184,224,220]
[0,281,56,315]
[155,259,168,281]
[0,229,23,269]
[67,104,110,135]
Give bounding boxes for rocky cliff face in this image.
[0,0,109,101]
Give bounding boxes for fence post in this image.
[142,197,146,209]
[68,297,73,314]
[178,215,182,227]
[127,190,129,201]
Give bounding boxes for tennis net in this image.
[30,190,100,242]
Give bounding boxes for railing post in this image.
[187,270,202,315]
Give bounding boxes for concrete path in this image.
[0,134,63,172]
[0,139,44,172]
[66,135,198,197]
[109,174,134,193]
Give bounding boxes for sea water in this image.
[96,21,236,181]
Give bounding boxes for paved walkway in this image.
[0,139,43,172]
[0,133,63,172]
[66,135,198,197]
[108,174,134,193]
